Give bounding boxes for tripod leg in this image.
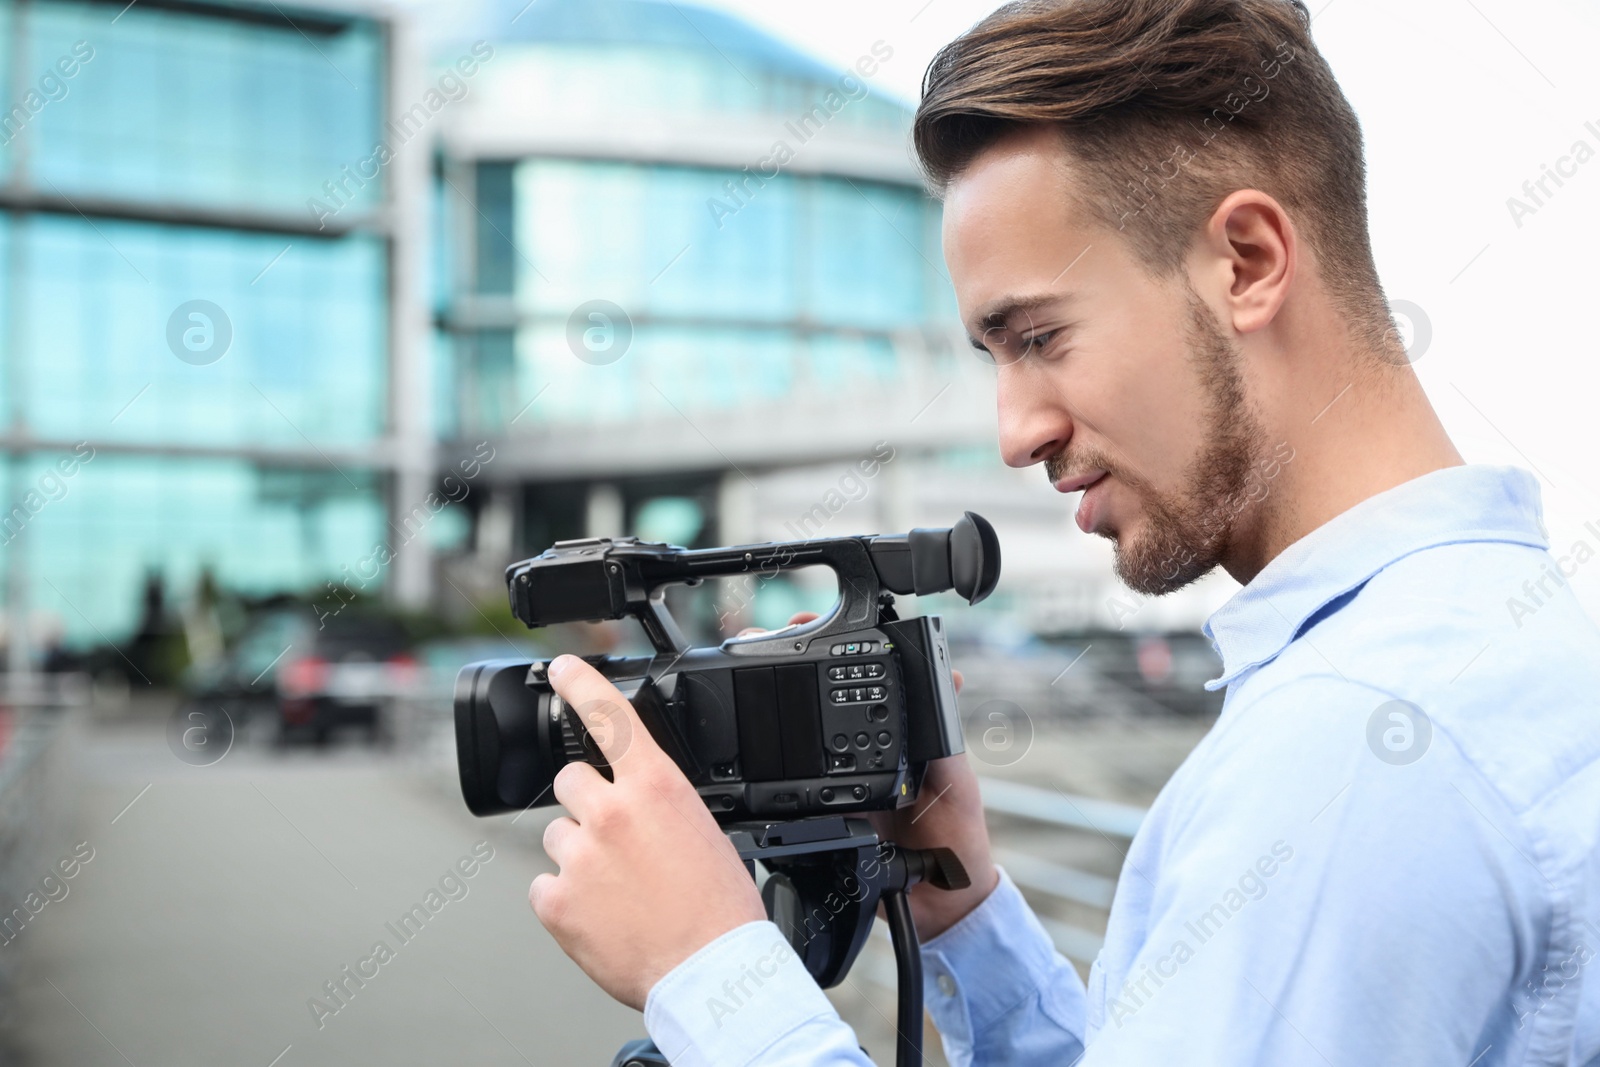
[883,889,923,1067]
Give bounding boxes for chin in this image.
[1113,529,1199,597]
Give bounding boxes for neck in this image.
[1222,346,1464,587]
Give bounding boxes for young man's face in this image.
[943,127,1275,596]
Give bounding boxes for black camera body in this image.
[454,512,1000,823]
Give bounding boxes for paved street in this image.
[1,704,1209,1067]
[4,714,647,1067]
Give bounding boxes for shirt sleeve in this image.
[644,919,875,1067]
[920,866,1088,1066]
[644,868,1089,1067]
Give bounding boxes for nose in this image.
[996,366,1071,469]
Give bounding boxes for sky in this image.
[685,0,1009,106]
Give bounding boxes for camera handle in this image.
[609,817,968,1067]
[608,511,999,658]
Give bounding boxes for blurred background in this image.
[0,0,1595,1063]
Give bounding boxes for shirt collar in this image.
[1202,464,1549,691]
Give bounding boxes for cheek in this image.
[1100,322,1212,485]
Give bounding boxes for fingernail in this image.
[548,655,577,680]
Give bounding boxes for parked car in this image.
[181,606,418,745]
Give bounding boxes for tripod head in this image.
[736,818,967,988]
[611,819,969,1067]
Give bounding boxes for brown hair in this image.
[914,0,1395,353]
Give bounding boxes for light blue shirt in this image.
[644,464,1600,1066]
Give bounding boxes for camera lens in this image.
[454,660,566,817]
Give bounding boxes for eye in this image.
[977,325,1026,366]
[1021,329,1057,353]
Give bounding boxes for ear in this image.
[1199,189,1296,336]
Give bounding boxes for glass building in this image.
[0,0,430,663]
[429,0,997,591]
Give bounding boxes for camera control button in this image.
[831,733,850,752]
[877,731,892,747]
[854,732,870,749]
[829,753,855,772]
[830,644,845,656]
[828,666,847,681]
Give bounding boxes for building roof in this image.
[487,0,842,84]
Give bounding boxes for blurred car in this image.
[182,607,418,745]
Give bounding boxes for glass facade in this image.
[13,453,383,640]
[18,1,384,216]
[438,111,956,440]
[2,0,394,650]
[20,216,388,448]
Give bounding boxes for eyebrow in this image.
[966,292,1074,350]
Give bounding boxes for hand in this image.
[754,614,1000,943]
[529,655,767,1011]
[868,753,999,941]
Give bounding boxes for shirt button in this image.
[937,973,957,997]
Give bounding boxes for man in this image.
[528,0,1600,1063]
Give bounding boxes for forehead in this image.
[940,128,1111,320]
[943,127,1078,222]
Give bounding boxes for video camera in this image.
[453,513,1002,1067]
[454,511,999,822]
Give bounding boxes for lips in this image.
[1052,470,1111,534]
[1076,476,1109,534]
[1054,470,1108,496]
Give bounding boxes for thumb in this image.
[546,655,662,775]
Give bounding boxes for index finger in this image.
[737,611,821,639]
[546,654,663,775]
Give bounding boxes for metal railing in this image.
[978,777,1147,964]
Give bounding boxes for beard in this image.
[1048,287,1272,597]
